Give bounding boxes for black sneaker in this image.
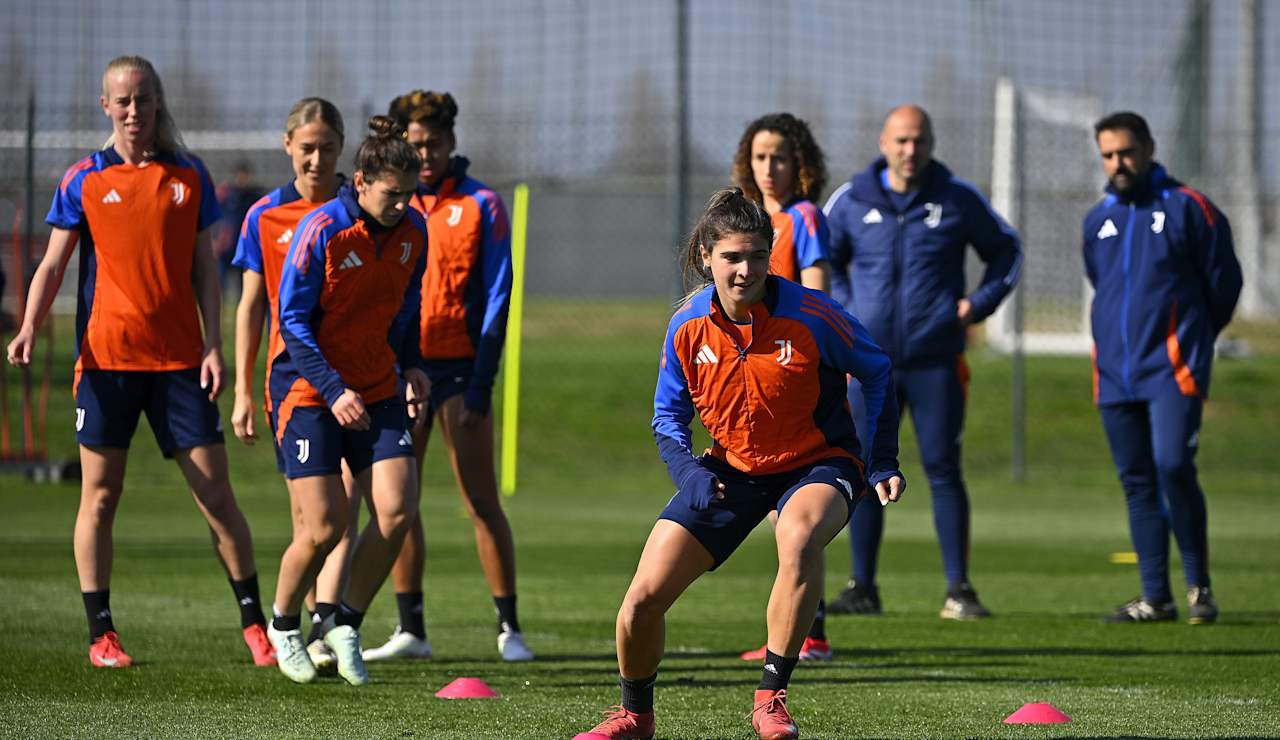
[940,582,992,620]
[1187,586,1218,625]
[1104,596,1177,623]
[827,580,882,615]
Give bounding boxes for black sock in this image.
[494,594,521,633]
[807,600,827,641]
[620,673,657,714]
[396,591,426,639]
[307,603,337,643]
[272,612,302,632]
[82,590,115,641]
[759,650,799,691]
[228,573,266,628]
[335,602,365,630]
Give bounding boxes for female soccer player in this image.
[732,112,832,292]
[230,97,356,672]
[733,112,836,662]
[361,90,530,663]
[576,188,904,740]
[264,116,430,686]
[5,55,272,668]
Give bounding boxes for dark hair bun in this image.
[367,115,405,139]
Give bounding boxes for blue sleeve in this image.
[390,226,427,373]
[463,191,514,414]
[1186,196,1242,335]
[47,161,89,230]
[651,319,702,487]
[278,212,346,406]
[958,183,1022,322]
[791,206,831,269]
[822,193,853,308]
[807,293,901,484]
[192,156,222,232]
[231,202,265,273]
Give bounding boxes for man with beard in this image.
[1083,111,1242,624]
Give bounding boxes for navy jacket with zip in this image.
[823,158,1022,366]
[1082,163,1241,406]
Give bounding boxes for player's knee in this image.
[465,492,506,524]
[775,524,823,570]
[308,518,344,552]
[79,485,122,522]
[1153,458,1197,490]
[619,585,670,627]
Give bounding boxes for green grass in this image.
[1,302,1278,738]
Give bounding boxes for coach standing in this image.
[1084,112,1241,625]
[823,105,1021,620]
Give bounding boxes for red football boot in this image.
[798,636,832,661]
[89,631,133,668]
[752,689,799,740]
[740,643,768,661]
[242,623,278,666]
[573,706,655,740]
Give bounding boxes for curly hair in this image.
[731,112,827,205]
[387,90,458,134]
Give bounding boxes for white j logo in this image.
[171,182,186,205]
[924,202,943,229]
[774,339,793,365]
[400,242,412,264]
[75,408,86,431]
[296,439,310,463]
[446,204,463,226]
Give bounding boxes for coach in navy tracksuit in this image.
[1085,111,1241,625]
[823,105,1021,619]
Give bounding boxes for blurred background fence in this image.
[0,1,1277,473]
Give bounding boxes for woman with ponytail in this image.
[264,116,430,686]
[576,189,904,740]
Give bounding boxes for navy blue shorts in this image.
[658,456,864,569]
[265,411,286,474]
[275,398,413,479]
[74,368,224,457]
[423,358,474,415]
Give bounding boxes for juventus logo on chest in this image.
[445,204,463,226]
[170,182,186,205]
[774,340,793,365]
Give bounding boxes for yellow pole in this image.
[501,183,528,496]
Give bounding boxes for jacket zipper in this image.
[1120,204,1136,399]
[894,211,906,363]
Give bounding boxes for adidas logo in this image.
[276,228,293,244]
[764,663,779,675]
[101,189,122,204]
[694,344,719,365]
[1097,219,1118,239]
[338,251,364,270]
[239,597,255,606]
[398,431,412,446]
[862,208,882,224]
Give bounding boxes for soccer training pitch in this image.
[1,301,1277,738]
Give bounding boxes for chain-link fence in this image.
[0,1,1277,474]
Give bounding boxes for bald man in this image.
[823,105,1022,619]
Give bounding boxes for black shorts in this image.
[657,456,863,569]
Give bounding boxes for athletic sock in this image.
[82,590,116,641]
[396,591,426,639]
[759,650,799,691]
[494,594,521,634]
[335,602,365,630]
[807,600,827,641]
[228,573,266,628]
[271,608,302,633]
[619,672,657,715]
[307,602,337,644]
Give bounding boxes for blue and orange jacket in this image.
[232,179,338,412]
[823,158,1022,366]
[769,199,829,282]
[653,276,901,488]
[47,148,220,380]
[1082,164,1241,405]
[409,157,512,413]
[270,184,427,429]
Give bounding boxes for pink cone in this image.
[1003,702,1072,724]
[434,677,501,699]
[571,735,612,740]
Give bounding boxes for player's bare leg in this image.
[175,443,255,580]
[343,457,419,611]
[74,445,129,592]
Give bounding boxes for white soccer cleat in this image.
[324,625,369,686]
[267,624,317,684]
[362,626,433,662]
[498,629,534,662]
[307,638,337,675]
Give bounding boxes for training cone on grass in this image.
[572,735,611,740]
[1004,702,1072,724]
[435,677,500,699]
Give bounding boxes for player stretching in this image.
[6,55,272,668]
[576,188,904,740]
[362,90,529,663]
[231,97,359,672]
[265,116,429,685]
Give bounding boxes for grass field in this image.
[1,300,1278,739]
